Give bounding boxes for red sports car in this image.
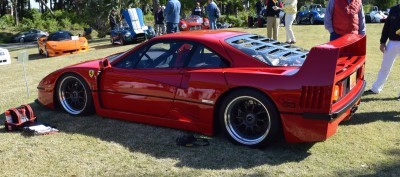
[179,15,209,31]
[37,30,366,147]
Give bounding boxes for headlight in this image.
[124,32,131,37]
[181,24,187,29]
[204,21,209,26]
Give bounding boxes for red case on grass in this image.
[4,104,36,131]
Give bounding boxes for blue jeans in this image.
[209,19,217,30]
[330,32,342,41]
[166,22,179,33]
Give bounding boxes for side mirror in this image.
[99,58,111,71]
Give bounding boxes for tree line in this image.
[0,0,398,37]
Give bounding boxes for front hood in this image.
[39,58,106,92]
[47,39,87,50]
[65,58,103,69]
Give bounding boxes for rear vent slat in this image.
[300,86,331,109]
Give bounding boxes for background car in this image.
[179,15,209,31]
[110,8,155,45]
[365,6,387,23]
[0,48,11,65]
[296,4,325,25]
[37,31,366,148]
[37,30,88,57]
[13,29,49,43]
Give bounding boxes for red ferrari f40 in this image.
[37,30,366,147]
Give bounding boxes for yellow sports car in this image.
[38,30,88,57]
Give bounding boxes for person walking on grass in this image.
[155,6,165,36]
[365,4,400,100]
[324,0,366,41]
[265,0,282,40]
[282,0,297,44]
[165,0,181,33]
[193,2,203,16]
[206,0,220,30]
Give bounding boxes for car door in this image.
[99,40,195,117]
[174,44,229,119]
[25,30,35,41]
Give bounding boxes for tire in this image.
[110,37,114,44]
[310,16,314,25]
[45,47,49,57]
[219,89,281,148]
[19,38,24,43]
[57,73,94,116]
[296,16,300,25]
[120,35,125,45]
[38,45,42,54]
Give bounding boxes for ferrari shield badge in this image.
[89,70,94,78]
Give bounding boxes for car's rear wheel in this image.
[57,73,94,116]
[219,89,281,148]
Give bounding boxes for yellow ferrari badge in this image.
[396,29,400,36]
[89,70,94,78]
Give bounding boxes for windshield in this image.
[106,50,130,63]
[48,31,72,41]
[225,34,309,67]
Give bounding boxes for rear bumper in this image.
[303,81,366,121]
[281,81,365,143]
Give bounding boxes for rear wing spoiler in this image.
[296,34,366,86]
[295,34,366,113]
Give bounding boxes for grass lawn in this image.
[0,24,399,176]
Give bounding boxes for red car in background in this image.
[179,15,210,31]
[37,31,366,147]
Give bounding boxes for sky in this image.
[30,0,50,9]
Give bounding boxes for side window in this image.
[187,45,228,68]
[136,41,193,69]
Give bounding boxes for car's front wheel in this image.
[310,16,315,25]
[57,73,94,116]
[219,89,281,148]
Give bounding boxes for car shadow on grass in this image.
[341,110,400,126]
[0,101,316,170]
[28,53,46,60]
[92,44,118,50]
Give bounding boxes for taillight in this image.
[333,85,340,102]
[358,64,365,79]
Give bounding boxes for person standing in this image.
[282,0,297,44]
[155,6,165,36]
[255,0,265,27]
[192,2,203,16]
[207,0,220,30]
[365,4,400,99]
[109,8,117,30]
[324,0,366,41]
[164,0,181,33]
[265,0,281,40]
